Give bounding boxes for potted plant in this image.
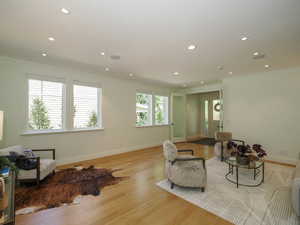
[0,156,18,175]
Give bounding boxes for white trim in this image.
[27,73,66,83]
[21,128,104,136]
[56,142,162,166]
[25,76,66,131]
[73,80,102,88]
[136,124,171,128]
[266,155,298,166]
[72,82,103,129]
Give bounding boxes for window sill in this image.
[136,124,171,128]
[21,128,104,136]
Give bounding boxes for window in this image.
[28,79,64,130]
[136,93,169,127]
[154,95,169,125]
[73,84,101,129]
[136,93,152,126]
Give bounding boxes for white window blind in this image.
[28,79,64,130]
[73,85,100,129]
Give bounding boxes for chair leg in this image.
[171,182,174,189]
[201,187,205,192]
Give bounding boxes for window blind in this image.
[73,85,100,128]
[28,79,64,130]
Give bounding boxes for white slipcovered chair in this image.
[214,132,245,161]
[0,145,56,185]
[163,140,207,191]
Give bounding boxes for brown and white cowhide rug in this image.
[15,166,125,215]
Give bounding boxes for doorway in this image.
[186,91,222,140]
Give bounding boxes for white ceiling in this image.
[0,0,300,87]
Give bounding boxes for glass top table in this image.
[225,157,265,188]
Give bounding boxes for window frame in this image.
[23,75,103,135]
[71,81,103,130]
[136,92,170,127]
[154,95,169,125]
[25,75,67,133]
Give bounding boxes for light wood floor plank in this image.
[16,143,232,225]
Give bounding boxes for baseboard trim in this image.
[56,142,162,166]
[266,156,298,166]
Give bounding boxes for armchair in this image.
[163,140,207,191]
[18,148,56,185]
[0,146,56,186]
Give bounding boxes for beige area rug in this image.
[157,157,299,225]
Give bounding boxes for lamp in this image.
[0,111,3,141]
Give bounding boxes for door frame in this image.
[170,93,186,143]
[185,88,224,136]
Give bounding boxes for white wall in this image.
[223,67,300,164]
[0,57,171,165]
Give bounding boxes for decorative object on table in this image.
[163,140,206,191]
[0,168,16,225]
[15,165,125,215]
[0,146,56,186]
[157,157,298,225]
[228,141,267,166]
[214,132,245,161]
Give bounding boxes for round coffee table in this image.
[225,157,264,188]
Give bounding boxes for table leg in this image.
[254,168,256,180]
[262,162,265,183]
[236,166,239,188]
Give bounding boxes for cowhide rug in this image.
[15,166,125,215]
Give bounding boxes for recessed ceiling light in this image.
[200,81,204,84]
[264,64,270,68]
[173,72,179,76]
[61,8,70,14]
[48,37,55,42]
[187,45,196,50]
[228,71,233,75]
[42,53,47,57]
[218,65,224,70]
[253,52,259,56]
[241,36,248,41]
[105,67,110,71]
[129,73,133,77]
[100,52,105,56]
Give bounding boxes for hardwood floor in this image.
[16,143,232,225]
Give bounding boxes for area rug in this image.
[16,166,125,215]
[157,158,299,225]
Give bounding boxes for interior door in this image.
[199,91,221,138]
[210,92,221,137]
[170,93,186,142]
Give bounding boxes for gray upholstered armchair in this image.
[214,132,245,161]
[163,140,207,192]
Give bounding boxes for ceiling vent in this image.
[110,55,121,60]
[253,54,265,60]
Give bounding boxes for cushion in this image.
[18,159,56,180]
[23,149,35,158]
[0,145,25,156]
[163,140,177,161]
